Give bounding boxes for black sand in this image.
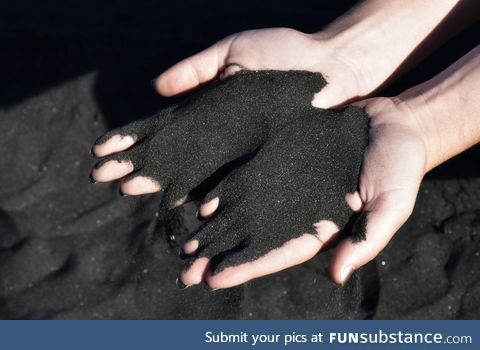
[1,0,480,319]
[94,71,369,272]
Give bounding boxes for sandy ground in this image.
[0,0,479,319]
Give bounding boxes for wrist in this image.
[310,0,460,98]
[310,19,406,99]
[362,97,432,176]
[401,45,480,172]
[396,95,441,174]
[382,92,453,176]
[307,28,386,99]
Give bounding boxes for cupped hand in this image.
[91,71,428,289]
[153,28,378,109]
[329,96,427,284]
[90,71,369,289]
[184,96,429,288]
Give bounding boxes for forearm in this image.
[314,0,478,92]
[399,44,480,172]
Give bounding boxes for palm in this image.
[330,98,427,280]
[156,28,366,108]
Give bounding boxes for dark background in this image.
[0,0,479,319]
[2,0,479,127]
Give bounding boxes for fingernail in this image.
[176,278,189,289]
[203,284,218,292]
[340,265,355,285]
[89,147,96,157]
[119,189,129,197]
[150,79,157,89]
[89,174,97,184]
[195,210,204,221]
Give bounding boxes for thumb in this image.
[311,75,361,109]
[329,192,416,285]
[153,34,237,96]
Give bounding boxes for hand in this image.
[91,2,479,288]
[333,43,480,282]
[90,71,370,289]
[152,0,469,110]
[183,96,429,288]
[153,28,376,109]
[330,97,427,284]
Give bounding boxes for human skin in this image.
[91,0,479,288]
[329,44,480,283]
[153,0,473,108]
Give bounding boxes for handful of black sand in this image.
[93,70,369,274]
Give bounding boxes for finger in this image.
[92,109,175,158]
[172,195,189,208]
[182,240,199,255]
[198,174,228,218]
[199,197,220,218]
[345,191,363,212]
[154,35,236,96]
[160,182,191,208]
[93,142,146,173]
[120,175,162,195]
[92,134,136,157]
[186,212,237,257]
[311,77,356,109]
[179,257,210,287]
[314,220,342,250]
[219,63,244,80]
[206,233,325,290]
[161,173,220,209]
[91,159,134,182]
[329,194,415,285]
